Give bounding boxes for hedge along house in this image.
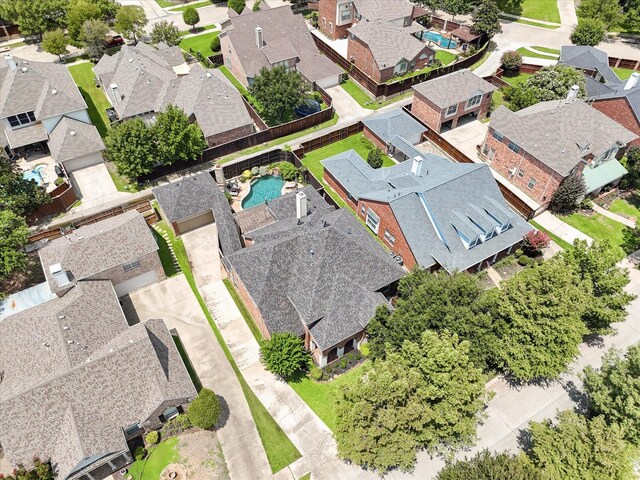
[0,280,196,480]
[38,211,165,298]
[482,98,638,207]
[219,5,342,89]
[362,108,426,160]
[411,69,496,133]
[225,186,404,366]
[94,43,255,147]
[322,146,531,273]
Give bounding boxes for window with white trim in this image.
[394,60,408,74]
[365,209,380,234]
[527,177,537,190]
[384,229,396,246]
[466,94,482,109]
[329,22,333,33]
[7,111,36,128]
[517,168,524,177]
[341,9,352,22]
[122,259,141,271]
[445,104,457,117]
[360,204,365,215]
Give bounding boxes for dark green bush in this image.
[340,358,348,369]
[162,414,192,436]
[188,388,222,430]
[310,366,323,381]
[514,248,524,258]
[518,255,532,266]
[210,35,221,52]
[134,446,147,461]
[273,161,299,181]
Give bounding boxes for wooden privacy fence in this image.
[27,200,155,244]
[293,122,363,156]
[27,182,78,224]
[609,56,640,71]
[312,34,489,98]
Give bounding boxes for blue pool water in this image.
[422,31,457,49]
[22,169,43,186]
[241,175,284,209]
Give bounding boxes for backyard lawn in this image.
[127,437,180,480]
[613,67,639,81]
[561,211,637,253]
[501,71,532,86]
[529,220,574,251]
[152,230,180,277]
[532,46,560,55]
[609,197,640,221]
[497,0,560,23]
[67,62,111,138]
[341,79,413,109]
[179,31,220,58]
[288,362,369,432]
[435,49,458,66]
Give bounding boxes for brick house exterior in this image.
[592,98,640,147]
[411,70,496,133]
[318,0,350,40]
[84,250,165,290]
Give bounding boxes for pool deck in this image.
[231,175,302,212]
[16,152,58,193]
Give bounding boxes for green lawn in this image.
[532,46,560,55]
[341,79,413,109]
[127,437,180,480]
[169,0,212,11]
[497,0,560,22]
[67,63,111,138]
[179,31,220,58]
[152,229,180,277]
[613,67,639,81]
[156,221,301,473]
[173,335,203,391]
[435,49,458,66]
[515,47,558,60]
[561,212,637,253]
[609,198,640,221]
[179,24,218,36]
[499,15,561,28]
[529,220,574,251]
[288,363,369,432]
[299,474,311,480]
[155,0,175,7]
[224,278,263,342]
[106,161,138,193]
[501,71,532,86]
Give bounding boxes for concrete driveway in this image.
[441,119,488,161]
[70,163,130,210]
[128,275,272,480]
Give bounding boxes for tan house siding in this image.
[220,33,250,87]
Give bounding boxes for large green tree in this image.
[570,18,607,46]
[182,6,200,31]
[80,19,109,59]
[486,259,589,382]
[561,239,633,332]
[368,271,500,371]
[335,330,487,473]
[42,28,69,60]
[0,0,66,39]
[188,388,222,430]
[66,0,102,41]
[0,210,29,281]
[437,450,541,480]
[248,67,307,126]
[620,146,640,189]
[528,410,636,480]
[104,118,157,179]
[150,20,181,47]
[260,332,310,379]
[152,105,207,165]
[0,158,50,216]
[576,0,623,28]
[0,458,56,480]
[548,175,587,213]
[442,0,475,20]
[228,0,246,14]
[114,5,147,44]
[583,345,640,443]
[471,0,502,39]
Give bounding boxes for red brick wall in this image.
[206,124,255,147]
[363,126,388,153]
[412,90,493,133]
[227,266,272,339]
[592,98,640,147]
[482,127,566,205]
[316,331,365,365]
[319,0,351,39]
[324,169,358,209]
[220,34,249,87]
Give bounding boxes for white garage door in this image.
[317,74,341,89]
[114,270,158,297]
[176,210,214,234]
[62,152,104,173]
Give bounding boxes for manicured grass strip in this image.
[288,363,369,432]
[299,473,311,480]
[173,335,203,392]
[168,0,212,11]
[561,212,637,253]
[67,63,111,138]
[106,161,138,193]
[532,46,560,55]
[7,41,27,49]
[179,30,220,58]
[341,79,412,109]
[497,0,560,23]
[501,71,532,86]
[515,47,558,60]
[499,16,560,29]
[179,24,218,36]
[158,222,301,473]
[127,437,180,480]
[223,278,263,342]
[155,0,175,7]
[612,67,638,81]
[529,220,574,251]
[152,230,180,277]
[609,198,640,220]
[435,49,458,66]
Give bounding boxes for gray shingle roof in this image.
[227,194,404,350]
[490,100,638,176]
[362,108,425,145]
[94,44,253,138]
[592,79,640,123]
[559,46,621,85]
[0,56,87,120]
[38,211,159,293]
[223,6,341,82]
[353,0,416,22]
[322,149,531,272]
[48,117,105,162]
[0,280,196,480]
[4,122,48,148]
[413,69,496,109]
[210,176,243,255]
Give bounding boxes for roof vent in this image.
[52,89,58,95]
[624,71,640,90]
[67,339,74,345]
[129,58,134,63]
[20,66,28,73]
[69,130,76,136]
[296,191,308,219]
[566,85,579,101]
[206,72,212,78]
[411,156,423,176]
[63,325,69,330]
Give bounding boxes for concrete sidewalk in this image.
[533,211,593,245]
[592,203,636,228]
[129,275,272,480]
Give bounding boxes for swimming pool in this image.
[241,175,284,209]
[22,169,43,186]
[422,31,457,49]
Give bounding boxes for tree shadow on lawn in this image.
[77,86,109,139]
[621,226,640,255]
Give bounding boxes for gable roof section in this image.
[0,281,196,480]
[559,45,621,85]
[592,81,640,124]
[353,0,416,22]
[223,6,342,82]
[490,100,638,176]
[413,69,496,109]
[0,56,87,120]
[48,117,105,162]
[38,211,158,292]
[322,149,531,272]
[153,172,220,224]
[363,108,425,144]
[227,198,404,350]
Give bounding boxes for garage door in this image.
[114,270,158,297]
[317,74,341,89]
[176,210,214,234]
[62,152,104,173]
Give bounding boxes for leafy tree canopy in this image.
[576,0,623,28]
[153,105,207,165]
[260,332,310,379]
[80,18,109,59]
[335,330,487,473]
[437,449,541,480]
[228,0,246,15]
[188,388,222,430]
[471,0,502,38]
[504,65,587,110]
[104,118,157,179]
[150,20,181,47]
[182,6,200,29]
[441,0,475,20]
[0,458,56,480]
[0,0,67,39]
[0,158,51,216]
[114,5,147,44]
[248,67,307,126]
[42,28,69,60]
[620,146,640,189]
[549,175,587,213]
[66,0,102,41]
[366,148,383,168]
[570,18,607,46]
[0,210,29,281]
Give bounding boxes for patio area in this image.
[440,118,488,161]
[15,152,59,193]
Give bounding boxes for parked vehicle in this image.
[104,35,125,48]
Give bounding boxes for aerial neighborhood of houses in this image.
[1,0,640,479]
